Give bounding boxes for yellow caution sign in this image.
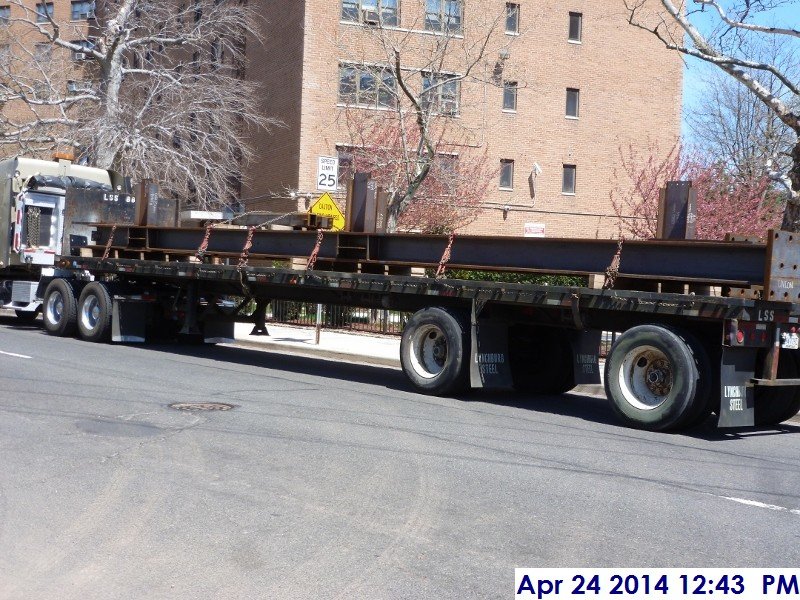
[308,192,345,231]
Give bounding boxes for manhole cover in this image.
[169,402,235,412]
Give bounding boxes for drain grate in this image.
[169,402,235,412]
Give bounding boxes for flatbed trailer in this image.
[29,223,800,433]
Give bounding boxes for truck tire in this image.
[400,307,469,396]
[755,350,800,426]
[509,326,575,395]
[604,324,711,431]
[77,282,113,343]
[42,279,78,337]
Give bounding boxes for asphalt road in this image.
[1,316,799,600]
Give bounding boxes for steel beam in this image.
[91,225,773,286]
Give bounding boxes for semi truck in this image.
[3,157,800,432]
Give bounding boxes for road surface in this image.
[1,316,799,599]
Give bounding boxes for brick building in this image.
[245,0,683,238]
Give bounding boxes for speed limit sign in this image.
[317,156,339,191]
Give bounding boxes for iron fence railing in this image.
[268,300,410,335]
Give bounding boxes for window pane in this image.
[358,70,377,106]
[342,0,359,21]
[445,0,462,32]
[36,2,53,22]
[425,0,440,30]
[566,88,579,117]
[0,6,10,25]
[503,82,517,110]
[562,165,576,194]
[72,1,94,20]
[378,69,396,108]
[506,3,519,33]
[500,160,514,188]
[381,0,398,26]
[339,66,357,103]
[569,12,582,41]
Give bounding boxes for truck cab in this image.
[0,156,128,317]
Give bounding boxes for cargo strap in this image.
[101,224,117,261]
[306,229,324,272]
[237,226,256,270]
[435,232,455,279]
[195,224,214,261]
[603,239,624,290]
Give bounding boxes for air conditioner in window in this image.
[73,52,87,61]
[362,7,380,24]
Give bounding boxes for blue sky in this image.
[680,2,799,139]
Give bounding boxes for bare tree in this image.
[335,2,515,231]
[0,0,280,210]
[623,0,800,230]
[686,37,797,181]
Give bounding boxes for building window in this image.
[34,42,51,63]
[505,3,519,34]
[339,64,397,109]
[342,0,398,27]
[569,12,582,42]
[421,72,460,115]
[500,159,514,189]
[562,165,576,194]
[0,44,10,65]
[566,88,580,118]
[503,81,517,111]
[0,6,10,26]
[71,1,94,20]
[425,0,463,34]
[36,2,53,22]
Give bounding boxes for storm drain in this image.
[169,402,235,412]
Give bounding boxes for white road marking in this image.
[720,495,800,516]
[0,350,32,359]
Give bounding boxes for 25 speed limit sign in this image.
[317,156,339,191]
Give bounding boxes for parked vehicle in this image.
[4,156,799,431]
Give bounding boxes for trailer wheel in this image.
[42,279,78,337]
[77,282,113,343]
[509,326,575,395]
[755,351,800,426]
[400,307,469,396]
[604,325,710,431]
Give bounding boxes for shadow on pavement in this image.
[4,316,799,440]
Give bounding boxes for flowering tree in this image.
[340,110,495,233]
[611,142,783,240]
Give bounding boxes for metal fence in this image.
[268,300,410,335]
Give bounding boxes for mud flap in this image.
[112,299,147,343]
[570,330,602,385]
[203,319,235,344]
[469,301,513,389]
[719,346,756,427]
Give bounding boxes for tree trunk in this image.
[780,137,800,232]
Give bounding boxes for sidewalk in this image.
[231,322,606,397]
[232,322,402,367]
